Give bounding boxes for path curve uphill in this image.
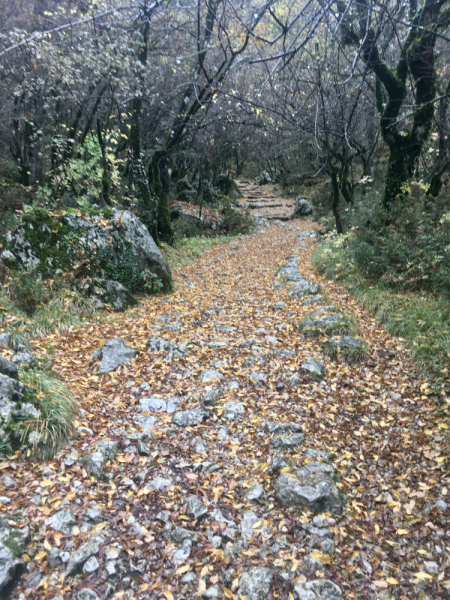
[0,184,449,600]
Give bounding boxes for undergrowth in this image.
[313,235,450,377]
[162,235,237,270]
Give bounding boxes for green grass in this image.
[162,235,237,270]
[298,311,358,338]
[0,288,98,346]
[312,238,450,377]
[17,369,78,458]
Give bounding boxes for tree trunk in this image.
[331,170,343,234]
[152,150,174,245]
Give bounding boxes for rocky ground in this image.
[0,184,449,600]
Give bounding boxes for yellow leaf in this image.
[386,577,398,584]
[43,539,52,551]
[418,549,428,555]
[175,565,190,576]
[396,529,409,535]
[414,572,433,580]
[372,580,388,588]
[35,551,47,561]
[72,526,80,536]
[162,591,174,600]
[223,589,234,599]
[438,423,448,429]
[41,479,53,487]
[374,524,380,534]
[252,521,262,529]
[198,579,206,596]
[23,554,30,562]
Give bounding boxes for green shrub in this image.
[8,268,50,316]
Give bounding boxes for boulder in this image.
[98,338,136,374]
[276,462,343,514]
[238,567,274,600]
[46,509,77,535]
[257,171,272,185]
[0,374,40,450]
[80,440,118,478]
[0,334,12,349]
[0,519,30,594]
[11,350,36,367]
[293,197,313,217]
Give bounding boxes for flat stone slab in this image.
[98,338,136,373]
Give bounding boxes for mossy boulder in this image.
[1,207,172,305]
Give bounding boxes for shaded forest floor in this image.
[1,184,449,600]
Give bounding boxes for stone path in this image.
[1,184,449,600]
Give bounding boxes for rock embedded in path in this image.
[238,566,274,600]
[66,534,103,577]
[139,397,166,413]
[201,387,223,407]
[146,337,187,360]
[250,371,267,384]
[80,440,118,478]
[298,313,345,337]
[303,295,323,306]
[193,436,209,454]
[223,401,245,421]
[186,495,208,520]
[264,421,303,436]
[46,509,77,535]
[77,589,101,600]
[276,462,343,514]
[293,579,342,600]
[98,338,136,374]
[245,482,265,503]
[172,539,192,564]
[271,432,305,449]
[300,357,326,379]
[173,408,208,427]
[201,369,224,382]
[148,477,173,492]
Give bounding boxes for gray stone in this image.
[83,556,100,573]
[201,387,223,407]
[156,510,171,523]
[0,356,18,380]
[299,313,344,335]
[203,584,224,599]
[166,397,181,413]
[320,539,336,555]
[186,495,208,520]
[139,397,166,413]
[424,561,439,575]
[300,357,326,379]
[270,453,289,473]
[46,509,77,535]
[271,433,305,449]
[98,338,136,374]
[297,230,316,241]
[0,519,30,593]
[257,171,272,185]
[294,579,342,600]
[0,497,11,505]
[238,566,274,600]
[173,408,208,427]
[80,440,117,478]
[240,512,268,538]
[294,197,313,217]
[250,371,267,384]
[77,589,101,600]
[0,334,12,349]
[305,448,330,460]
[193,436,209,455]
[46,547,61,568]
[1,475,16,489]
[201,369,224,382]
[84,507,103,524]
[136,439,150,456]
[146,337,186,360]
[11,350,36,367]
[137,415,158,433]
[149,477,173,492]
[245,482,265,502]
[66,534,103,577]
[264,421,303,436]
[223,401,245,421]
[162,522,198,543]
[276,462,343,514]
[172,539,192,564]
[435,500,448,511]
[303,295,324,306]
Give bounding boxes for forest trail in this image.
[1,185,449,600]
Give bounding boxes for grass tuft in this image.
[321,338,370,364]
[162,235,237,270]
[17,369,78,459]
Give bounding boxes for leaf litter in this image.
[1,184,449,600]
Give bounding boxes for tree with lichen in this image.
[338,0,450,207]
